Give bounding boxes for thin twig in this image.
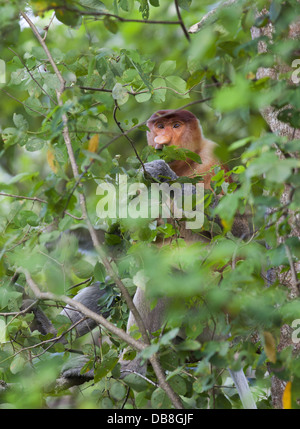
[113,100,147,175]
[0,89,48,118]
[42,12,56,41]
[79,84,196,97]
[0,192,83,220]
[43,6,182,26]
[0,300,39,317]
[188,0,239,33]
[174,0,190,41]
[120,369,159,387]
[0,192,47,204]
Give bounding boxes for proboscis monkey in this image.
[121,110,256,408]
[146,109,250,239]
[146,109,225,189]
[23,110,255,408]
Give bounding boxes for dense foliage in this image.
[0,0,300,409]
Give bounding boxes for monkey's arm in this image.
[144,159,179,182]
[144,160,252,239]
[60,284,112,337]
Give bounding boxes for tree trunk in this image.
[251,9,300,409]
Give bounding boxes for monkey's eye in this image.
[173,123,181,128]
[156,123,164,129]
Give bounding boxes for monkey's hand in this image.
[144,160,178,182]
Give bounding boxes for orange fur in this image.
[147,110,226,189]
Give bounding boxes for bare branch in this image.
[113,100,147,176]
[174,0,190,41]
[0,192,47,204]
[0,89,48,118]
[22,270,145,352]
[0,192,83,220]
[188,0,239,33]
[42,12,56,41]
[22,270,183,408]
[42,6,182,26]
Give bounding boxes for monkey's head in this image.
[146,110,202,152]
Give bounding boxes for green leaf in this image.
[159,60,176,76]
[72,260,94,279]
[135,92,152,103]
[13,113,28,131]
[94,350,119,382]
[112,83,129,105]
[214,76,252,112]
[177,0,192,11]
[269,1,282,23]
[214,394,232,409]
[160,328,179,345]
[128,58,152,91]
[0,319,7,343]
[177,339,201,351]
[55,9,82,28]
[123,373,149,392]
[151,388,172,408]
[165,75,187,94]
[186,70,205,89]
[101,397,114,408]
[24,97,44,117]
[265,159,300,183]
[10,354,26,374]
[137,0,149,19]
[2,127,20,147]
[94,261,106,282]
[119,0,129,11]
[104,16,119,34]
[79,0,106,9]
[18,210,39,227]
[153,77,166,103]
[110,380,127,401]
[25,137,45,152]
[168,375,187,396]
[228,137,253,152]
[140,343,159,359]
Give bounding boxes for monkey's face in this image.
[147,118,186,150]
[146,110,202,152]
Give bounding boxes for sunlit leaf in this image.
[263,331,277,363]
[282,381,292,409]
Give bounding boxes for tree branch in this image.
[22,270,145,352]
[43,6,182,26]
[188,0,239,33]
[174,0,190,41]
[0,192,83,220]
[0,89,48,118]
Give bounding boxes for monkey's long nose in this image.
[154,135,171,150]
